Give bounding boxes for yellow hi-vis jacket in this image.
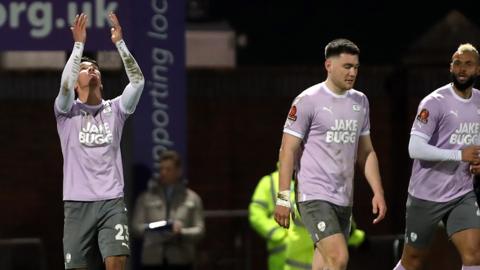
[249,170,293,270]
[284,202,312,270]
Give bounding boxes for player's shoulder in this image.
[472,87,480,97]
[102,97,123,113]
[347,88,368,101]
[297,82,325,98]
[420,84,451,105]
[348,88,366,97]
[292,82,327,107]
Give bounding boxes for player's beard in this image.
[451,72,477,92]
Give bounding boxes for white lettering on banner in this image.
[149,0,174,179]
[29,2,52,38]
[148,0,167,40]
[0,0,118,39]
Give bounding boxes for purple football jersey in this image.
[409,84,480,202]
[55,97,128,201]
[284,82,370,206]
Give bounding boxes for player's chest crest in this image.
[102,102,113,116]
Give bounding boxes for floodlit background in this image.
[0,1,478,269]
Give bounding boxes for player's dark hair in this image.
[81,56,100,69]
[159,150,182,168]
[325,38,360,59]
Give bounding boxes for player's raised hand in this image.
[109,12,123,43]
[71,13,87,43]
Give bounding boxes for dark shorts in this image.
[63,198,130,269]
[404,191,480,248]
[298,200,352,244]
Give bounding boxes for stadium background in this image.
[0,1,479,269]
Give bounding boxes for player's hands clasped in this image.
[109,12,123,43]
[71,13,87,43]
[470,162,480,175]
[462,145,480,163]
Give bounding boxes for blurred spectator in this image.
[132,151,205,270]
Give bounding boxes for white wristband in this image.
[276,198,291,208]
[277,190,290,201]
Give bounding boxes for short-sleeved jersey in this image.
[284,82,370,206]
[409,84,480,202]
[55,97,129,201]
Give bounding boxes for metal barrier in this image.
[196,209,261,270]
[0,238,47,270]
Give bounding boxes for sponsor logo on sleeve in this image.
[288,105,297,121]
[416,108,429,124]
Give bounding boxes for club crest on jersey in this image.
[288,105,297,121]
[102,102,112,116]
[417,108,429,124]
[352,104,361,112]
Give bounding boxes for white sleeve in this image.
[408,134,462,162]
[116,40,145,114]
[55,42,84,113]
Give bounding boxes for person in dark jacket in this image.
[132,151,205,270]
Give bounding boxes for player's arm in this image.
[55,13,87,113]
[109,12,145,114]
[274,133,301,229]
[409,134,480,163]
[357,134,386,224]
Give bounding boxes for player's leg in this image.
[63,201,99,270]
[396,243,430,270]
[299,200,350,270]
[447,191,480,269]
[105,256,127,270]
[315,233,348,270]
[312,246,325,270]
[97,198,130,270]
[394,195,449,270]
